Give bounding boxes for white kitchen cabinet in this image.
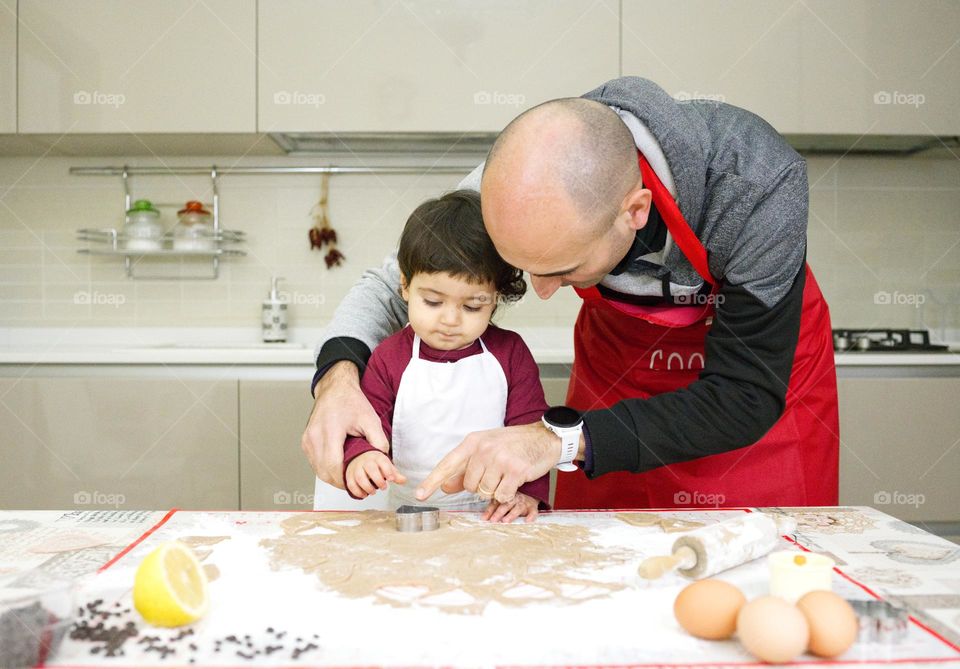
[0,377,239,510]
[258,0,619,133]
[621,0,804,133]
[541,374,570,407]
[0,0,15,132]
[17,0,256,133]
[622,1,960,136]
[797,1,960,135]
[238,380,318,511]
[838,377,960,522]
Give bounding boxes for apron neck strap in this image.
[637,151,717,286]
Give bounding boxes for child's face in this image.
[401,272,497,351]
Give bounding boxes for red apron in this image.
[554,152,839,509]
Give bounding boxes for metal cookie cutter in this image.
[850,599,909,644]
[395,505,440,532]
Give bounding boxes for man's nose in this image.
[531,275,562,299]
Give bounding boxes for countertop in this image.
[1,506,958,667]
[1,327,958,367]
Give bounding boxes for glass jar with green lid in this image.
[123,199,163,251]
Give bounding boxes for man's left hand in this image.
[415,422,560,503]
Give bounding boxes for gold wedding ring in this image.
[477,485,494,497]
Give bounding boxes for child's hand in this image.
[345,451,407,499]
[482,492,540,523]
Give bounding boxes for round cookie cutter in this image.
[395,505,440,532]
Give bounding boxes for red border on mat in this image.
[74,507,959,668]
[96,508,179,573]
[45,656,960,669]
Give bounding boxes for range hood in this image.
[270,131,960,157]
[268,132,497,156]
[783,134,960,156]
[1,131,956,158]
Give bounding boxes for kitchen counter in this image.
[1,506,958,668]
[0,326,577,365]
[1,327,958,367]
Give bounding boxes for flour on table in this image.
[260,511,637,614]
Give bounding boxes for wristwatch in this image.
[542,405,584,472]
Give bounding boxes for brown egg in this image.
[797,591,859,657]
[674,579,746,640]
[737,596,810,663]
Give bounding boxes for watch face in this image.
[545,405,582,428]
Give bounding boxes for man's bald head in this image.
[479,97,647,298]
[483,98,639,232]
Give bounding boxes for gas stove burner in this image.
[832,329,948,353]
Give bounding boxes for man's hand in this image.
[345,451,407,499]
[482,492,540,523]
[415,422,562,504]
[301,361,391,489]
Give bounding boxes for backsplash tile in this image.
[0,154,957,343]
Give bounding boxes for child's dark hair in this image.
[397,190,526,303]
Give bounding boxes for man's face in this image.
[481,142,649,301]
[485,202,635,300]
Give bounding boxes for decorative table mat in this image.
[11,507,953,668]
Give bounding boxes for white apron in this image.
[389,334,509,510]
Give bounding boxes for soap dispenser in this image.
[262,276,288,343]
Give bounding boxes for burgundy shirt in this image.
[343,324,550,505]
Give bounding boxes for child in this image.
[342,189,549,522]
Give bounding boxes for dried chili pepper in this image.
[308,173,344,267]
[324,248,345,268]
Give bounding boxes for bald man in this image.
[303,76,839,510]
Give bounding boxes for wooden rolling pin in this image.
[639,513,796,580]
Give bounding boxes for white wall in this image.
[805,155,960,342]
[0,153,957,341]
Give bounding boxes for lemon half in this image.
[133,541,209,627]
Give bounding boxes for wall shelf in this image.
[74,166,247,280]
[72,162,474,280]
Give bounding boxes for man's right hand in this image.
[301,360,391,489]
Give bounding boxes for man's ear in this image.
[622,181,652,232]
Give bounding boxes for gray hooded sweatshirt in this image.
[313,76,816,479]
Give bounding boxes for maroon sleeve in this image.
[342,330,411,495]
[499,332,549,427]
[488,327,551,508]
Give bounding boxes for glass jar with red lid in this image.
[173,200,214,251]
